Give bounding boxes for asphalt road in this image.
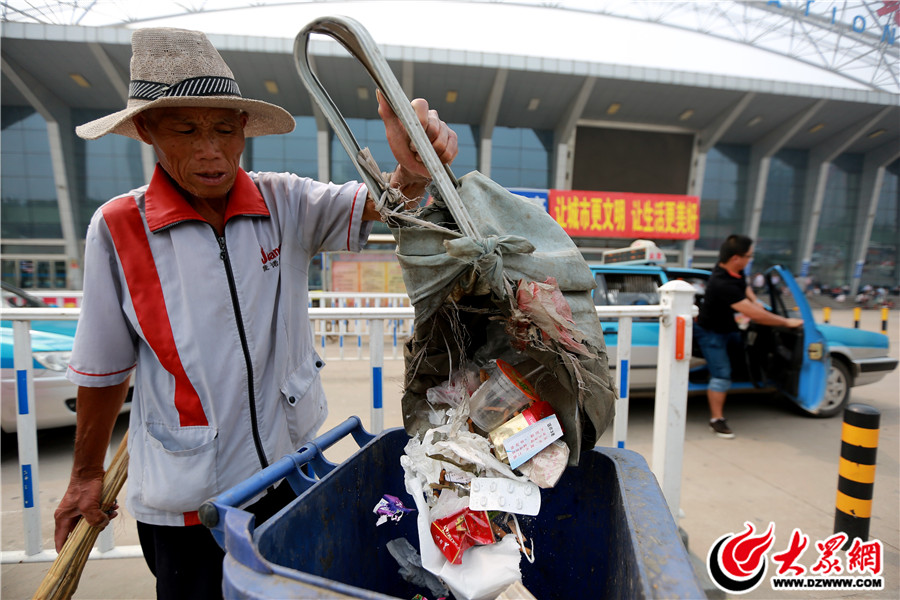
[1,308,897,599]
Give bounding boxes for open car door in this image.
[761,266,828,412]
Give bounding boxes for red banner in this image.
[548,190,699,240]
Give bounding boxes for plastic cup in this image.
[468,360,540,432]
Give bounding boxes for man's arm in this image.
[731,298,803,328]
[53,379,130,551]
[745,285,759,304]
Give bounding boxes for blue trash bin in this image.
[201,417,703,599]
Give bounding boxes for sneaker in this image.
[710,418,735,439]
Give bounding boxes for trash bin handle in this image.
[199,416,374,533]
[293,15,480,240]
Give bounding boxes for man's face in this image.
[134,107,248,201]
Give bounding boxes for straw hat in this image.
[76,28,295,140]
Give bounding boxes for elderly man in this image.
[53,27,457,598]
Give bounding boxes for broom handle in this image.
[293,16,480,240]
[34,431,129,600]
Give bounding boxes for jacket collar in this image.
[144,164,269,232]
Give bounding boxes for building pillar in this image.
[797,108,892,276]
[683,93,755,266]
[849,147,900,296]
[1,56,82,289]
[478,68,507,176]
[552,76,594,190]
[744,99,826,263]
[313,105,331,183]
[401,60,414,100]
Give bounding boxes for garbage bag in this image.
[387,171,617,464]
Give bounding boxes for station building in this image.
[2,1,898,294]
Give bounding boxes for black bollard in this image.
[833,404,880,550]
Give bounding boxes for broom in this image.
[34,431,130,600]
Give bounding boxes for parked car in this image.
[1,282,131,434]
[591,256,897,418]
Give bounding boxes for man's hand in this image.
[53,381,129,551]
[54,471,117,552]
[733,299,806,329]
[377,89,458,186]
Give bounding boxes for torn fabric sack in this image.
[386,171,616,463]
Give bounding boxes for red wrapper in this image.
[525,399,556,423]
[429,508,495,564]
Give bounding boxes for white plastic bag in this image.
[400,408,526,600]
[403,471,522,600]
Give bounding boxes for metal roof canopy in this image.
[2,19,896,157]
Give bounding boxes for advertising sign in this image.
[548,190,699,240]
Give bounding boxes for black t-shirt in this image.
[697,265,747,333]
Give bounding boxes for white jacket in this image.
[67,165,372,526]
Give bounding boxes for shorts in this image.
[693,324,742,393]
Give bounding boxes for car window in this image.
[593,273,661,306]
[764,271,794,318]
[669,275,707,311]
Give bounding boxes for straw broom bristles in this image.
[34,431,130,600]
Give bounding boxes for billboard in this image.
[548,190,699,240]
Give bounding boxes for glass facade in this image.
[248,116,318,178]
[330,117,396,184]
[73,109,146,236]
[2,102,897,291]
[452,123,478,177]
[809,154,863,287]
[756,148,807,273]
[864,160,899,288]
[330,119,478,184]
[490,126,552,188]
[1,107,61,239]
[697,144,750,253]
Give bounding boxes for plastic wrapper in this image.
[430,508,495,564]
[386,538,449,599]
[373,494,414,526]
[488,400,556,462]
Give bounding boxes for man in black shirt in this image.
[695,235,803,438]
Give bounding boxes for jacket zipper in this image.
[216,232,269,471]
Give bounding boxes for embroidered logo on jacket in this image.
[260,245,281,272]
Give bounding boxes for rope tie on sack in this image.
[444,236,535,298]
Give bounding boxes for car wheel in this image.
[801,360,851,418]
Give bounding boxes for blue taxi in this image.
[591,246,897,417]
[1,282,131,434]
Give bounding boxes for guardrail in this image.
[1,280,696,565]
[308,293,413,361]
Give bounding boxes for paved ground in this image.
[1,309,897,599]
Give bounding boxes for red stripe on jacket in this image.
[102,196,208,427]
[346,184,366,250]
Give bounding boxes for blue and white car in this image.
[1,282,130,434]
[591,255,897,418]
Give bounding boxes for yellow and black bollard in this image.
[853,306,861,329]
[823,306,831,324]
[881,307,889,335]
[834,404,880,549]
